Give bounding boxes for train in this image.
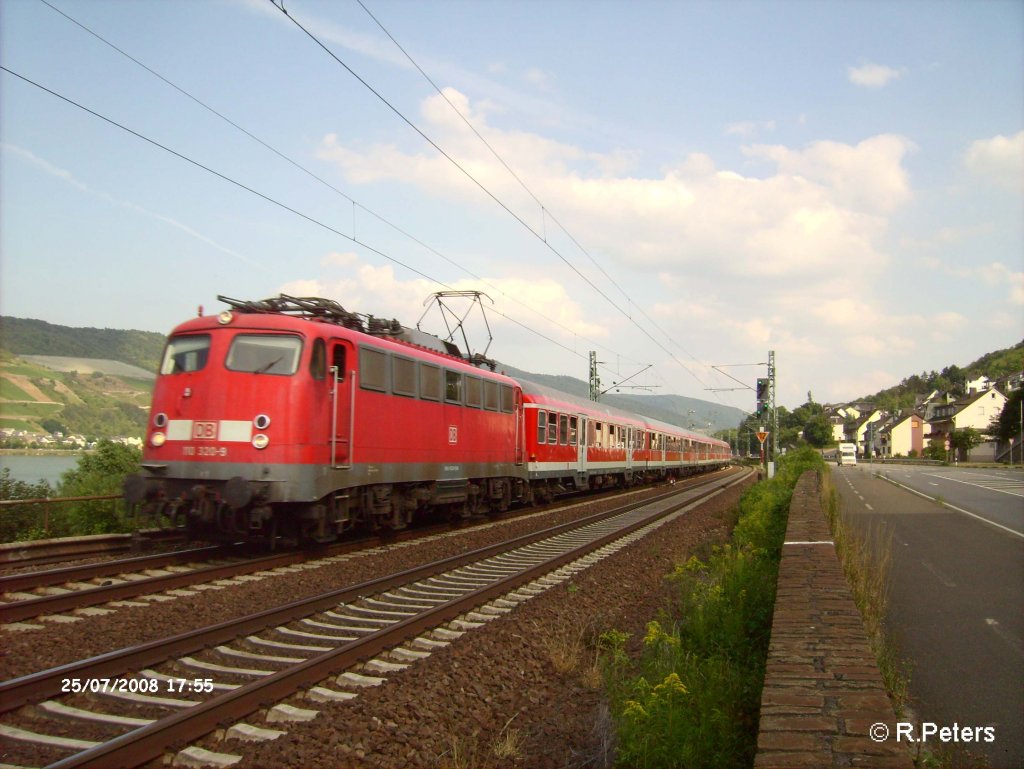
[124,295,731,543]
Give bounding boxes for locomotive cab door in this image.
[329,341,354,468]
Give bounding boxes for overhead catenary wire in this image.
[272,0,729,404]
[0,64,598,367]
[34,0,640,378]
[355,0,709,373]
[266,1,720,394]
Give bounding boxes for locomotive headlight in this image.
[253,414,271,430]
[154,412,168,428]
[252,433,270,450]
[217,310,234,325]
[151,432,167,447]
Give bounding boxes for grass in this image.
[821,468,910,715]
[598,448,822,769]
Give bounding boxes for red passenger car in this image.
[520,380,730,499]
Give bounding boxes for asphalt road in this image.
[834,463,1023,768]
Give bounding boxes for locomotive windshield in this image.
[161,334,210,374]
[225,334,302,376]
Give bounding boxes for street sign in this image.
[756,431,769,444]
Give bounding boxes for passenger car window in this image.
[161,334,210,374]
[226,334,302,375]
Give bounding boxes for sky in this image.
[1,0,1021,417]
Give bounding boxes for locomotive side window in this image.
[421,363,442,401]
[569,416,578,446]
[359,346,389,392]
[393,356,417,398]
[465,376,482,408]
[332,345,346,380]
[445,370,463,404]
[559,414,569,445]
[483,380,499,411]
[547,412,558,444]
[500,384,514,413]
[226,334,301,375]
[537,410,547,443]
[310,339,326,380]
[161,334,210,374]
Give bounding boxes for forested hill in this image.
[500,365,746,434]
[0,317,165,373]
[855,339,1023,411]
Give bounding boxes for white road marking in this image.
[873,474,1024,539]
[923,472,1024,498]
[920,558,957,588]
[985,618,1024,659]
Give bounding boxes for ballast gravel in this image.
[2,475,753,768]
[205,478,750,769]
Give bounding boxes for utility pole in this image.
[769,349,778,478]
[589,351,601,402]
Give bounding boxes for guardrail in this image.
[0,493,139,555]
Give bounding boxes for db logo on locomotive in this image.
[192,422,218,440]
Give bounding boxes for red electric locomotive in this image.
[125,295,529,542]
[126,294,730,544]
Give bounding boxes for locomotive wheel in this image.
[447,501,470,523]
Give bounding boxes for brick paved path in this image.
[753,470,912,768]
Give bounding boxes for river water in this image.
[0,454,83,486]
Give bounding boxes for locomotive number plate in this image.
[448,425,458,444]
[192,421,218,440]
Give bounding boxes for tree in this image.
[40,418,68,435]
[802,415,834,448]
[990,389,1023,443]
[948,427,984,462]
[923,438,946,462]
[57,440,141,534]
[0,469,55,542]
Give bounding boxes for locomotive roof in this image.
[170,308,518,381]
[518,378,725,445]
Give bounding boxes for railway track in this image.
[0,477,718,625]
[0,468,749,769]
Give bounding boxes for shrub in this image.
[601,449,823,768]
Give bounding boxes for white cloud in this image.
[278,256,607,362]
[743,134,915,214]
[317,90,914,282]
[979,261,1024,305]
[964,131,1024,191]
[725,120,776,137]
[847,63,904,88]
[524,67,555,91]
